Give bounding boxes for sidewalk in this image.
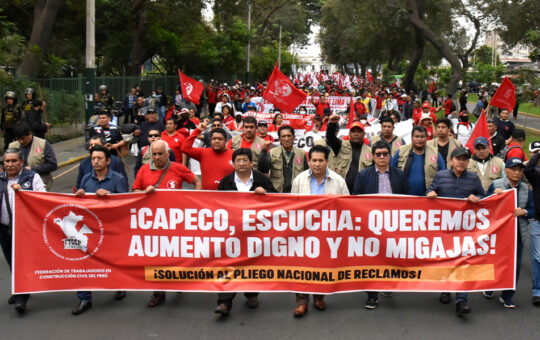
[466,103,540,134]
[52,136,89,168]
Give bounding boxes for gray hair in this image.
[4,148,24,160]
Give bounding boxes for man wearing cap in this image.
[427,117,461,167]
[258,126,308,193]
[488,118,506,157]
[370,117,405,157]
[256,120,274,143]
[134,107,165,149]
[524,150,540,306]
[467,137,505,191]
[495,109,515,141]
[427,147,485,316]
[391,126,445,196]
[456,111,475,145]
[484,157,534,308]
[325,113,372,193]
[227,116,266,168]
[419,113,435,140]
[530,141,540,160]
[413,101,439,125]
[214,93,235,114]
[504,129,528,162]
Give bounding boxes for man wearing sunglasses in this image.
[134,128,176,176]
[352,140,409,309]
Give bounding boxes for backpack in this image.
[501,145,523,161]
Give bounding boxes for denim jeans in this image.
[77,291,92,301]
[501,231,524,300]
[530,219,540,297]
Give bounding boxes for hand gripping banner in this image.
[13,190,516,294]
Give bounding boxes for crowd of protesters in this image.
[0,74,539,319]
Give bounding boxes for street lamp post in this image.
[246,2,251,83]
[85,0,96,123]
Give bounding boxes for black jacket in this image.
[218,169,277,192]
[525,153,540,218]
[26,108,48,139]
[352,166,409,195]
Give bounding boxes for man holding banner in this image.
[427,147,485,316]
[291,145,349,317]
[214,148,277,315]
[0,148,46,313]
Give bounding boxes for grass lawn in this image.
[467,93,540,117]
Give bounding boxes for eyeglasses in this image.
[212,124,221,128]
[374,152,390,157]
[148,134,160,138]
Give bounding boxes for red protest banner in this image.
[14,190,516,294]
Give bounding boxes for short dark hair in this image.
[313,115,322,122]
[243,116,257,126]
[309,144,330,160]
[166,117,175,123]
[213,113,224,121]
[233,148,252,162]
[278,125,294,137]
[89,135,106,145]
[389,111,401,122]
[436,117,452,129]
[32,99,43,107]
[210,127,227,139]
[98,111,111,118]
[90,144,111,160]
[148,129,161,135]
[14,122,31,139]
[4,148,23,160]
[371,140,391,154]
[412,125,427,136]
[380,117,394,126]
[211,118,223,125]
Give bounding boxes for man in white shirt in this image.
[291,144,349,317]
[0,148,46,313]
[214,148,276,316]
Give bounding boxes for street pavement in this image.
[0,130,539,339]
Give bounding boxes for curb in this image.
[58,154,89,168]
[515,124,540,136]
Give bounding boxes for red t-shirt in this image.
[444,99,453,115]
[313,99,331,117]
[258,133,274,142]
[182,129,235,190]
[161,130,185,163]
[132,162,195,191]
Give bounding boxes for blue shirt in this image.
[79,169,128,194]
[391,149,446,196]
[309,169,328,195]
[76,156,128,189]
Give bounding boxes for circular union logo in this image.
[42,204,104,261]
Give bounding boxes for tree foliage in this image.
[0,0,321,79]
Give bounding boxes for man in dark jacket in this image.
[427,147,485,316]
[214,148,276,316]
[353,140,409,309]
[26,99,50,139]
[524,149,540,306]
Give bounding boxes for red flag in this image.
[490,77,516,110]
[429,81,435,93]
[262,62,307,113]
[366,71,373,83]
[347,97,355,129]
[178,69,204,105]
[465,110,493,155]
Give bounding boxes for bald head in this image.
[151,140,170,169]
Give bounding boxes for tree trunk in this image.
[407,0,463,97]
[354,63,359,76]
[404,24,425,93]
[360,64,366,78]
[18,0,64,77]
[128,0,149,75]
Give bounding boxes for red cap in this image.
[422,102,430,108]
[350,121,365,131]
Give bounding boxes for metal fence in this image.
[33,75,186,102]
